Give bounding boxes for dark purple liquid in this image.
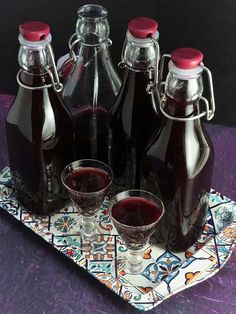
[112,197,162,226]
[141,95,214,251]
[6,71,74,214]
[66,167,111,193]
[112,197,162,249]
[109,69,161,190]
[66,167,111,216]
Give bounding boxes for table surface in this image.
[0,94,235,314]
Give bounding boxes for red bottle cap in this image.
[128,17,158,39]
[19,21,50,41]
[171,48,203,69]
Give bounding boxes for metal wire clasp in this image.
[159,54,216,121]
[118,35,160,95]
[43,39,63,93]
[16,39,63,93]
[68,33,82,62]
[68,32,112,65]
[146,36,160,94]
[201,65,215,120]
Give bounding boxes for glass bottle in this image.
[5,21,74,215]
[60,4,121,163]
[141,48,216,252]
[109,17,162,191]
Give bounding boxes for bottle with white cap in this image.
[141,48,216,251]
[5,21,74,214]
[109,17,161,190]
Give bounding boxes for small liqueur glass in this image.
[109,189,165,280]
[61,159,113,248]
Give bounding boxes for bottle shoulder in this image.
[111,69,159,114]
[62,46,121,107]
[6,76,74,141]
[145,119,214,169]
[7,84,69,117]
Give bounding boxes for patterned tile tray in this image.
[0,166,236,311]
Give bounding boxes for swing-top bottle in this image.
[109,17,162,191]
[6,21,74,214]
[141,48,215,251]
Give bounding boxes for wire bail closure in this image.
[159,54,215,121]
[43,39,63,93]
[68,32,112,64]
[68,33,81,62]
[58,33,112,79]
[17,69,52,90]
[146,35,160,94]
[118,35,160,95]
[17,39,63,93]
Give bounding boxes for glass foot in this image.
[110,252,157,287]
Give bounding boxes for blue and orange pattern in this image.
[0,167,235,311]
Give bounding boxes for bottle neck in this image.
[74,38,110,60]
[161,72,204,121]
[122,66,154,88]
[165,72,203,102]
[17,36,62,92]
[76,5,109,46]
[18,43,53,75]
[122,31,159,72]
[163,94,201,117]
[72,4,110,59]
[75,34,110,47]
[19,70,51,86]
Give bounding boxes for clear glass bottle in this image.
[141,48,216,251]
[60,4,121,163]
[109,17,162,191]
[5,21,74,214]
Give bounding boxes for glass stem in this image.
[80,215,96,240]
[126,249,143,274]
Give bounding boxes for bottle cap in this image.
[128,17,158,39]
[171,48,203,69]
[19,21,50,42]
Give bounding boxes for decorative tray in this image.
[0,166,236,311]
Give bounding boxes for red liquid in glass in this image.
[6,71,74,214]
[112,196,162,248]
[141,95,214,251]
[66,167,111,216]
[109,69,161,189]
[112,197,161,226]
[66,167,111,193]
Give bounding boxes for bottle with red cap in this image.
[109,17,161,190]
[141,47,216,251]
[59,4,121,163]
[5,21,74,214]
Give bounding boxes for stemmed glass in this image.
[61,159,113,246]
[109,189,165,278]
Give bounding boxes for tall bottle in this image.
[109,17,162,190]
[141,48,215,251]
[6,21,74,214]
[60,4,121,163]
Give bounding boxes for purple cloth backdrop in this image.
[0,94,235,313]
